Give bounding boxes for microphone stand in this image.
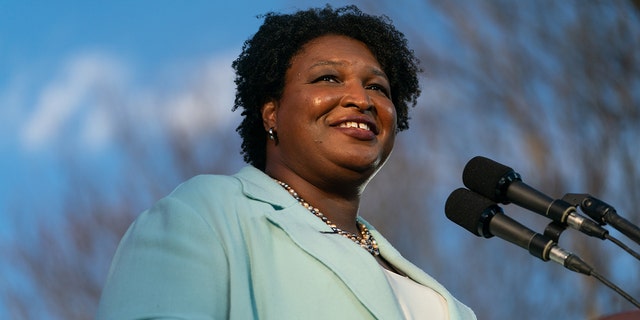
[563,193,640,248]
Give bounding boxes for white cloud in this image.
[20,52,127,151]
[81,103,113,152]
[163,52,240,139]
[17,50,239,153]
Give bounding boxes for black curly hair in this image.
[232,5,421,170]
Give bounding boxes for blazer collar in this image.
[232,166,297,208]
[233,166,404,319]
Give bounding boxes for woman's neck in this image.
[266,166,364,235]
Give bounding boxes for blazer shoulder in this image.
[169,174,242,201]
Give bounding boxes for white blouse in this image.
[383,268,449,320]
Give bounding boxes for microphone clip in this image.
[562,193,612,225]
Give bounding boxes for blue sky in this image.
[1,1,287,75]
[0,0,304,231]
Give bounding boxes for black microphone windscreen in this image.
[445,188,497,237]
[462,156,514,201]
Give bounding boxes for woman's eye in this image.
[367,84,390,97]
[314,75,339,83]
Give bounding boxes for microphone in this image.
[462,156,608,239]
[445,188,593,275]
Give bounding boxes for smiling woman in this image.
[96,5,476,319]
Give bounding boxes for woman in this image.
[97,5,476,319]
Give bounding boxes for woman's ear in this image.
[261,100,277,131]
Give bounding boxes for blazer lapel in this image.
[265,208,404,320]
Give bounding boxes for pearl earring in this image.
[268,127,278,144]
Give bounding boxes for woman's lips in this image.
[334,121,376,140]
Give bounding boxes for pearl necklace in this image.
[275,180,380,256]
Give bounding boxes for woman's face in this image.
[264,35,397,183]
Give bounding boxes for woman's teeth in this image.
[339,121,370,131]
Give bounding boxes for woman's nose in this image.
[340,83,373,111]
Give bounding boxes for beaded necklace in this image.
[275,180,380,256]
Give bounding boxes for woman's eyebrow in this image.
[370,67,388,79]
[308,60,345,70]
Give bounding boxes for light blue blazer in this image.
[97,166,476,319]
